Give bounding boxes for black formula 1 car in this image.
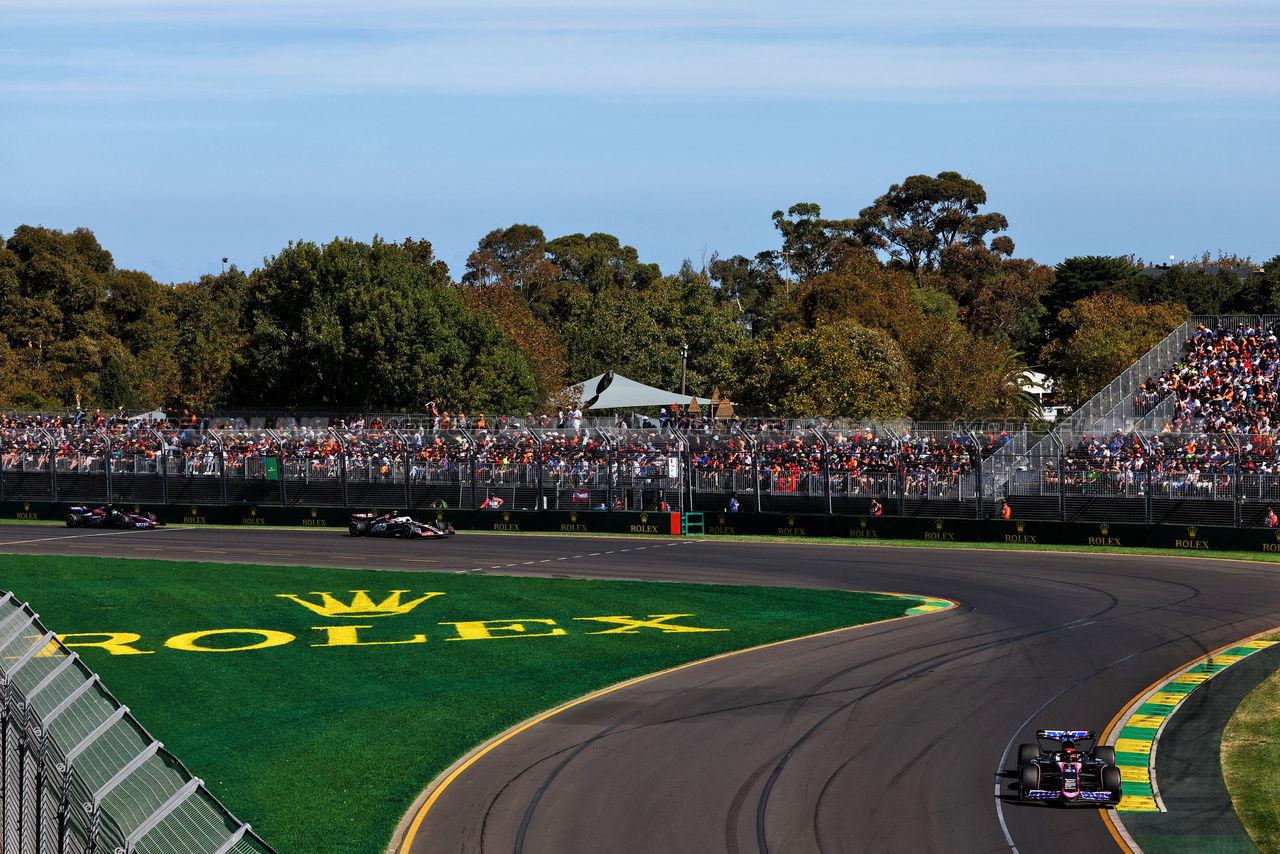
[66,506,165,529]
[348,511,455,539]
[1018,730,1122,805]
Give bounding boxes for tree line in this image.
[3,171,1277,420]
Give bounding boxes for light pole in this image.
[222,257,228,274]
[680,342,689,397]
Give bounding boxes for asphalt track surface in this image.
[4,524,1280,854]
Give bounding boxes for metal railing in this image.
[0,593,275,854]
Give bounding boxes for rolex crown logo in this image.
[570,512,578,522]
[134,505,141,513]
[277,590,446,618]
[1016,521,1025,532]
[859,516,867,527]
[1100,523,1109,535]
[935,519,944,530]
[191,506,198,515]
[250,507,257,516]
[718,514,726,524]
[787,515,796,525]
[23,503,29,511]
[640,513,649,523]
[1188,526,1197,538]
[311,507,317,517]
[503,511,510,521]
[436,510,444,521]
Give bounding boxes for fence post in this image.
[160,447,169,505]
[823,446,832,515]
[752,445,762,512]
[1152,463,1162,524]
[404,451,412,511]
[1234,449,1243,528]
[605,442,612,511]
[469,447,477,509]
[1058,447,1066,522]
[975,454,984,520]
[339,452,348,508]
[536,447,544,511]
[220,450,228,505]
[102,429,113,502]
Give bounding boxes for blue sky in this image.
[3,0,1278,283]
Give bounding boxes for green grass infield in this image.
[0,554,924,854]
[1222,660,1280,853]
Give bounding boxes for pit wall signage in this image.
[55,589,728,656]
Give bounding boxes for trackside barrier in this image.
[0,593,276,854]
[8,499,1280,553]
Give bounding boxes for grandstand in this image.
[2,317,1277,528]
[1003,315,1280,526]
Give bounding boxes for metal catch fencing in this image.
[0,593,274,854]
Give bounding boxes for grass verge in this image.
[0,554,920,854]
[1221,654,1280,853]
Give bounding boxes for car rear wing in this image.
[1036,730,1095,741]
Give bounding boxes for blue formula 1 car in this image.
[1017,730,1122,805]
[66,506,165,529]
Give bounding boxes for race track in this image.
[4,523,1279,854]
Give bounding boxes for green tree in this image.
[169,268,249,409]
[708,252,785,337]
[729,321,910,418]
[769,203,861,283]
[545,233,661,297]
[929,244,1053,349]
[1041,292,1189,405]
[556,260,745,393]
[855,171,1009,283]
[229,237,540,413]
[461,224,562,306]
[0,225,173,407]
[1048,255,1141,322]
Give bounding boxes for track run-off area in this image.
[3,523,1278,854]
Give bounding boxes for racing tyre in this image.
[146,512,160,526]
[1094,745,1116,766]
[1018,743,1039,766]
[113,513,131,529]
[1102,765,1122,799]
[350,520,369,537]
[1019,762,1040,798]
[66,513,81,528]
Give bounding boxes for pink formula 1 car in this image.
[1018,730,1122,805]
[348,511,454,539]
[66,506,165,529]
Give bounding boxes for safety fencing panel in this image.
[0,592,275,854]
[9,421,1280,528]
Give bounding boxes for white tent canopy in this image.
[568,372,712,410]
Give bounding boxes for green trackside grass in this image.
[1222,652,1280,853]
[0,554,920,854]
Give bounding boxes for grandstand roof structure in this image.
[568,371,712,410]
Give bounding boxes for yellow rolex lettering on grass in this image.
[165,629,296,652]
[310,626,427,647]
[57,632,155,655]
[441,619,566,640]
[573,614,728,634]
[277,590,446,618]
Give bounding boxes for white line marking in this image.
[588,553,600,556]
[0,529,155,546]
[994,646,1142,853]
